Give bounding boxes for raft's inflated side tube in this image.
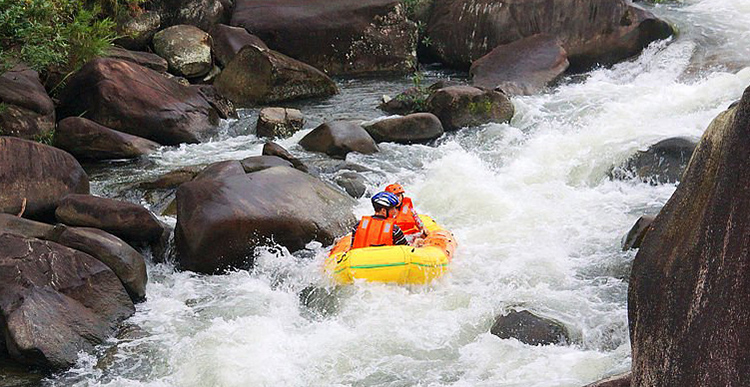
[325,215,457,285]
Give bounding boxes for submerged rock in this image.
[214,45,338,106]
[621,214,656,251]
[470,34,569,96]
[54,117,159,161]
[57,58,220,145]
[490,310,570,345]
[0,233,134,370]
[425,0,673,70]
[426,86,514,131]
[299,121,379,159]
[175,166,356,273]
[629,90,750,385]
[0,137,89,220]
[0,65,55,140]
[231,0,417,75]
[613,137,697,184]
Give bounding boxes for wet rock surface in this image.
[363,112,444,144]
[299,121,379,159]
[613,137,697,184]
[426,86,514,131]
[490,310,570,346]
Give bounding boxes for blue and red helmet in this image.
[371,191,399,210]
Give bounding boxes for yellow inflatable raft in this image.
[325,215,457,285]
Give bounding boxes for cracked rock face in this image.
[231,0,418,75]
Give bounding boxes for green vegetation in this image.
[0,0,143,74]
[393,71,429,112]
[468,99,495,115]
[32,129,55,145]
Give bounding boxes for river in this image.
[46,0,750,385]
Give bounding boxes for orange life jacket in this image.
[351,216,395,248]
[392,197,421,235]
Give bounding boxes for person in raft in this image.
[351,191,409,248]
[385,183,426,236]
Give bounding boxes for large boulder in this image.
[231,0,417,76]
[55,194,164,243]
[47,225,148,303]
[54,117,159,161]
[299,121,379,159]
[152,25,213,78]
[193,160,246,182]
[214,45,338,106]
[114,11,161,51]
[470,34,569,96]
[628,89,750,386]
[210,24,268,67]
[57,58,220,146]
[363,113,444,144]
[490,310,570,345]
[0,213,53,239]
[175,166,356,273]
[424,0,674,70]
[154,0,233,32]
[256,107,305,139]
[0,233,134,370]
[426,86,514,131]
[0,66,55,140]
[0,137,89,220]
[612,137,697,184]
[104,46,168,73]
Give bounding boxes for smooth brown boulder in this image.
[47,225,148,303]
[256,108,305,138]
[137,166,203,190]
[55,194,164,243]
[299,121,379,159]
[629,89,750,386]
[0,233,134,370]
[0,66,55,140]
[0,137,89,220]
[57,58,220,145]
[240,156,293,173]
[211,24,268,67]
[426,86,514,131]
[54,117,159,160]
[175,166,356,273]
[490,310,570,345]
[425,0,673,70]
[104,46,169,73]
[470,34,569,96]
[262,142,309,173]
[194,160,246,181]
[153,25,213,78]
[214,45,338,106]
[363,113,444,144]
[0,213,53,239]
[231,0,417,76]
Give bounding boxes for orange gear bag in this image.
[351,216,395,248]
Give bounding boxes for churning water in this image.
[46,0,750,385]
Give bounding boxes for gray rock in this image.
[426,86,514,131]
[54,117,159,160]
[256,107,305,138]
[363,113,444,144]
[299,121,379,159]
[155,0,232,32]
[153,25,213,78]
[175,167,356,273]
[114,11,161,51]
[613,137,697,184]
[335,172,367,198]
[214,45,338,107]
[490,310,569,345]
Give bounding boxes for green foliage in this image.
[468,99,495,115]
[0,0,123,74]
[33,129,55,145]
